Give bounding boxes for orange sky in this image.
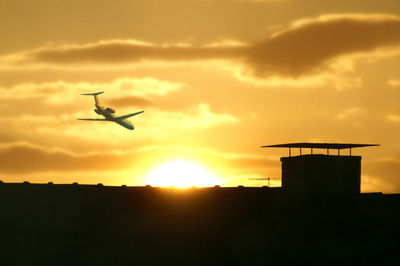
[1,0,400,192]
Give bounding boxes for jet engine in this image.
[106,108,116,113]
[94,109,101,115]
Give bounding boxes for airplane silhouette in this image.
[78,91,144,130]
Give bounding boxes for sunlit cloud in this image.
[140,103,238,131]
[386,114,400,123]
[136,145,278,171]
[361,174,395,193]
[388,79,400,87]
[334,107,363,121]
[0,77,183,104]
[0,75,238,153]
[363,156,400,193]
[136,145,275,161]
[2,13,400,85]
[0,103,238,146]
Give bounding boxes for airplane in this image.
[78,91,144,130]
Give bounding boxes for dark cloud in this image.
[22,14,400,78]
[247,14,400,77]
[0,143,134,174]
[28,41,244,64]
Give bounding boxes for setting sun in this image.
[145,159,220,188]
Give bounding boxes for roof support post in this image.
[350,148,352,156]
[327,148,329,155]
[289,147,291,157]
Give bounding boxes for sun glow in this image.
[145,159,221,188]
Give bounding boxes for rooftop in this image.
[261,142,379,149]
[261,142,379,156]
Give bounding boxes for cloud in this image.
[0,142,275,179]
[0,75,237,146]
[136,145,278,170]
[388,79,400,87]
[0,142,134,174]
[0,78,185,138]
[23,40,246,65]
[107,96,153,108]
[334,107,363,121]
[140,103,238,130]
[249,14,400,77]
[4,13,400,82]
[363,157,400,193]
[0,102,238,145]
[0,77,183,105]
[386,114,400,123]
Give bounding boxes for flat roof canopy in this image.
[261,142,379,149]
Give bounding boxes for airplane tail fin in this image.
[81,91,104,106]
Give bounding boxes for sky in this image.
[1,0,400,192]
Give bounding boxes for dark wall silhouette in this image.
[1,183,399,265]
[281,155,361,197]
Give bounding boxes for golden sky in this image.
[1,0,400,192]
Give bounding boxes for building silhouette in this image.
[0,142,399,265]
[262,143,378,198]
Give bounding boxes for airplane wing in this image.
[77,118,109,121]
[116,110,144,120]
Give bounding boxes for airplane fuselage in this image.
[95,104,134,130]
[79,91,143,130]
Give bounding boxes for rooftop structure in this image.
[262,142,379,156]
[262,142,379,197]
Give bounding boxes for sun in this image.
[145,159,221,188]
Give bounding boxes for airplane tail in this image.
[81,91,104,106]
